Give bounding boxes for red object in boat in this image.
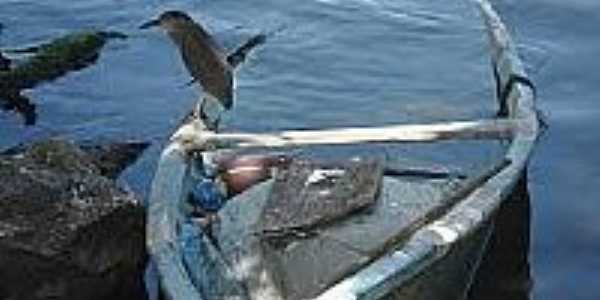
[217,153,291,197]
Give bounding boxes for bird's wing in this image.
[221,74,234,110]
[227,33,267,68]
[193,22,229,62]
[180,27,234,109]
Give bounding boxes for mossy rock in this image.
[0,31,127,91]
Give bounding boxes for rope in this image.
[493,62,537,117]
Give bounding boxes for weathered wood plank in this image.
[257,159,383,236]
[173,119,517,151]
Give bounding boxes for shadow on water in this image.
[468,173,532,300]
[0,50,35,125]
[0,91,37,126]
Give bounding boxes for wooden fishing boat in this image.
[145,0,540,299]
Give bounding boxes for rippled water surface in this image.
[0,0,598,299]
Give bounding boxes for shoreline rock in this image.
[0,138,148,300]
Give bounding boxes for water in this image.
[0,0,598,299]
[493,1,600,299]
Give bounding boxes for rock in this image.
[0,139,146,300]
[0,48,35,126]
[79,140,150,179]
[0,91,36,126]
[0,51,10,71]
[2,139,149,179]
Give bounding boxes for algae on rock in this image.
[0,31,126,125]
[0,31,126,90]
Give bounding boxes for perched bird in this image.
[140,10,267,129]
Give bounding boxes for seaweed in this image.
[0,30,126,125]
[0,30,126,91]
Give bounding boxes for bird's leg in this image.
[195,98,205,119]
[197,98,222,132]
[213,113,222,133]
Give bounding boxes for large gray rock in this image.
[0,139,146,300]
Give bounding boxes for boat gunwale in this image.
[313,0,540,299]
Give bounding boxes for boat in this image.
[145,0,541,299]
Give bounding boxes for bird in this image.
[140,10,267,130]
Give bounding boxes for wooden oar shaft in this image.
[194,118,517,149]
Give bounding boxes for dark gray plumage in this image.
[141,10,234,110]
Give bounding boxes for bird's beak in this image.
[139,18,160,29]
